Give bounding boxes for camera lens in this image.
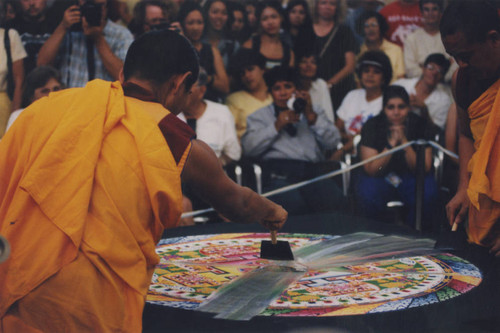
[292,98,307,114]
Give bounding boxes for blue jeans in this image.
[354,171,438,227]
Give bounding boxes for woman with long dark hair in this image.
[227,1,251,44]
[284,0,314,59]
[242,0,294,69]
[312,0,356,111]
[178,1,229,101]
[202,0,239,67]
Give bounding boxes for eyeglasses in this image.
[364,22,379,28]
[425,63,444,74]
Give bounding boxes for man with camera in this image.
[37,0,133,88]
[241,66,346,215]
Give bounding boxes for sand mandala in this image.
[146,233,482,319]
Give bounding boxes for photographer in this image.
[37,0,133,88]
[241,66,345,215]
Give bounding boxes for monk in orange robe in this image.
[466,79,500,246]
[441,1,500,255]
[0,30,287,332]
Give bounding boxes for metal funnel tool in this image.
[260,230,294,261]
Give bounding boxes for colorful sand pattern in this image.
[147,233,482,316]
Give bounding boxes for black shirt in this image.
[360,112,433,176]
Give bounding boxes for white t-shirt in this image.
[394,77,452,129]
[6,108,23,131]
[403,28,458,83]
[179,100,241,161]
[336,89,383,135]
[0,28,27,92]
[309,78,335,123]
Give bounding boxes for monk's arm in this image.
[445,74,474,227]
[181,140,287,230]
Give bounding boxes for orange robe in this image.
[467,78,500,246]
[0,80,193,332]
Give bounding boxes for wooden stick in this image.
[271,230,277,245]
[451,222,458,232]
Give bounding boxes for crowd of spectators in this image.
[1,0,464,227]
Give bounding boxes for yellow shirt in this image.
[226,90,273,139]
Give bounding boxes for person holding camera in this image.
[37,0,133,88]
[241,66,345,215]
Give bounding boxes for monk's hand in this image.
[260,203,288,231]
[490,236,500,258]
[446,189,470,227]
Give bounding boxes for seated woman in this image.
[394,53,452,131]
[6,66,62,131]
[178,1,229,102]
[242,0,295,70]
[296,51,334,123]
[356,10,404,83]
[355,85,438,228]
[333,50,392,160]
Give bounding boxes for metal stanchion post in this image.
[414,140,427,232]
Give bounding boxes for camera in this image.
[70,0,103,31]
[287,96,307,115]
[81,0,103,27]
[281,96,307,137]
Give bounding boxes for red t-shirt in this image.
[380,1,423,47]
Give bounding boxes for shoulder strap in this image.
[319,25,339,59]
[4,28,15,99]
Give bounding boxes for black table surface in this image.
[143,212,500,333]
